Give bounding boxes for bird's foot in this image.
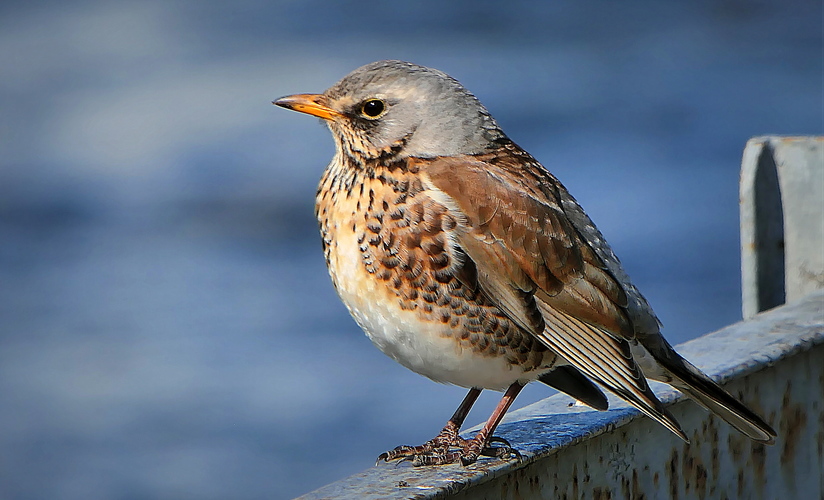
[377,420,463,463]
[377,421,520,466]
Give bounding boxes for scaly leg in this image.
[378,387,481,463]
[378,382,524,466]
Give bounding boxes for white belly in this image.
[328,228,525,391]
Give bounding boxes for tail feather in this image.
[648,344,776,444]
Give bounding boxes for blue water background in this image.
[1,1,821,498]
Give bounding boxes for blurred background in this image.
[0,1,820,498]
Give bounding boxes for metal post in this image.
[740,136,824,319]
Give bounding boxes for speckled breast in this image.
[314,156,554,390]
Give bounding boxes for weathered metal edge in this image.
[295,289,824,500]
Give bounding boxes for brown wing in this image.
[418,150,687,441]
[419,153,631,337]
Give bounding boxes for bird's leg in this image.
[414,381,524,466]
[379,382,525,466]
[378,387,481,463]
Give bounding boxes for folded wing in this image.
[420,151,687,440]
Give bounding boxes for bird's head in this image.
[274,60,505,162]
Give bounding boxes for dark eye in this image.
[360,98,385,118]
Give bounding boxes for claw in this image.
[478,435,521,461]
[482,443,520,460]
[377,445,419,464]
[486,436,512,447]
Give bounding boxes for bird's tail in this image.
[648,342,776,444]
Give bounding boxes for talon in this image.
[486,436,512,447]
[491,446,520,460]
[444,431,522,463]
[479,441,521,460]
[378,445,418,463]
[460,450,480,466]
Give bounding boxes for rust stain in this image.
[630,468,644,500]
[751,442,767,489]
[683,451,693,493]
[668,449,679,500]
[572,462,579,500]
[728,432,744,464]
[780,380,807,465]
[592,486,612,500]
[694,463,708,499]
[705,415,720,482]
[679,441,708,499]
[620,472,629,499]
[780,402,807,465]
[737,470,745,498]
[511,471,522,500]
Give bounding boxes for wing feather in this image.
[420,154,632,337]
[419,151,687,441]
[538,304,687,440]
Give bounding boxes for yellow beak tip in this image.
[272,94,341,120]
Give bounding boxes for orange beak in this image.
[273,94,343,120]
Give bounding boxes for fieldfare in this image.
[274,60,776,466]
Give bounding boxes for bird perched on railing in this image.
[274,60,776,466]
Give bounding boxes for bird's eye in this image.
[360,99,386,118]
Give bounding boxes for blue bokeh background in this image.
[1,1,821,498]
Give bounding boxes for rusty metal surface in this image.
[295,290,824,500]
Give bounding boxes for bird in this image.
[273,60,776,466]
